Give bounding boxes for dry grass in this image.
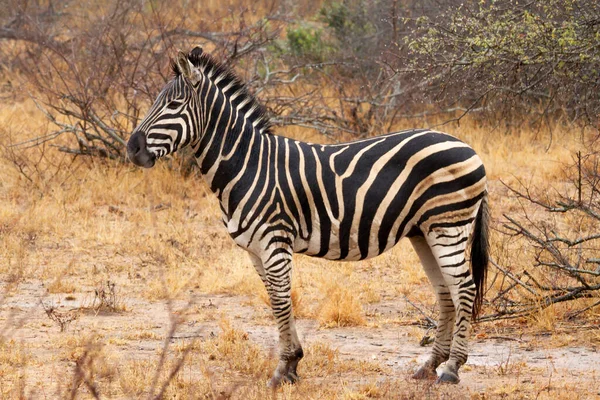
[1,94,600,399]
[317,278,366,328]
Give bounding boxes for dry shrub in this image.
[317,280,365,328]
[343,382,386,400]
[42,302,79,333]
[46,276,77,294]
[0,0,285,162]
[91,280,126,313]
[486,148,600,322]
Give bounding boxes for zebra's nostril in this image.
[127,131,155,168]
[127,131,145,157]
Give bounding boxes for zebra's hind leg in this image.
[248,251,303,387]
[410,236,456,381]
[425,227,476,384]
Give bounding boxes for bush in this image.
[1,0,279,161]
[319,1,375,55]
[405,0,600,127]
[286,25,327,62]
[489,149,600,321]
[3,0,599,157]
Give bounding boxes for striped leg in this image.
[248,249,303,387]
[410,236,456,380]
[426,228,476,383]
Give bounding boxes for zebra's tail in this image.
[471,192,490,321]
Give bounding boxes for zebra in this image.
[127,47,489,386]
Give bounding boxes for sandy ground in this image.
[2,280,599,399]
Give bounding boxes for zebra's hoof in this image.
[436,371,460,384]
[412,366,437,380]
[267,372,299,388]
[283,371,299,384]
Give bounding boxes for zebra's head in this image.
[127,47,204,168]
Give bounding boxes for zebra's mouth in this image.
[127,131,156,168]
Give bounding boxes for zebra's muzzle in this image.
[127,131,156,168]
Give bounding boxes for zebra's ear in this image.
[175,51,192,76]
[175,51,201,84]
[190,46,203,58]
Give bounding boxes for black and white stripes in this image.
[127,47,490,386]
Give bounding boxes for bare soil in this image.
[3,280,599,399]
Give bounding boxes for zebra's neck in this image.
[192,71,269,211]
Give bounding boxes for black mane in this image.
[171,49,272,135]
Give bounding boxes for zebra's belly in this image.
[293,218,400,261]
[297,238,395,261]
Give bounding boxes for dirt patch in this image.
[2,280,599,398]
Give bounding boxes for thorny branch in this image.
[484,150,600,321]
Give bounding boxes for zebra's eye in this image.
[166,101,181,110]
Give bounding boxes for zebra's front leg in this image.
[248,251,303,387]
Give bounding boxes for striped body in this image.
[127,47,489,386]
[214,130,485,261]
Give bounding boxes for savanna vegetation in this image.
[1,0,599,398]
